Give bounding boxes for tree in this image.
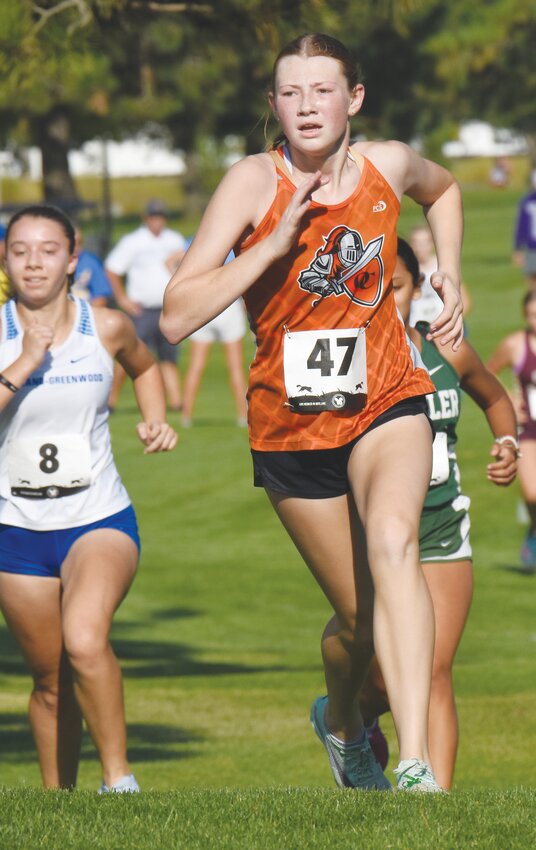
[0,2,117,203]
[0,0,333,203]
[7,0,529,211]
[416,0,536,164]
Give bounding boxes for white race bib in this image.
[8,434,92,498]
[430,431,450,487]
[283,327,367,413]
[527,386,536,420]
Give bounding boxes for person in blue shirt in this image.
[71,229,113,306]
[0,223,9,306]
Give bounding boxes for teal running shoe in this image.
[310,696,392,791]
[394,758,443,792]
[98,773,140,794]
[520,532,536,572]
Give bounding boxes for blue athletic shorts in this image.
[0,505,140,579]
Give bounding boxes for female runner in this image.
[360,238,518,790]
[161,33,464,791]
[0,205,177,791]
[487,290,536,570]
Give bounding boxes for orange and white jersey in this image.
[237,149,433,451]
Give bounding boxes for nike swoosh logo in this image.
[440,540,451,547]
[70,355,90,363]
[428,365,443,376]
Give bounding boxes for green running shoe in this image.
[310,696,392,791]
[394,758,444,792]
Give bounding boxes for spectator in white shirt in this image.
[105,200,187,410]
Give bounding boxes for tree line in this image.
[0,0,534,206]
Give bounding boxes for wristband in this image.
[0,373,19,393]
[495,435,521,457]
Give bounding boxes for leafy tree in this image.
[4,0,531,212]
[0,0,337,203]
[0,2,117,203]
[416,0,536,164]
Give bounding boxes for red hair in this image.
[272,33,363,93]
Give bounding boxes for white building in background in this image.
[442,121,528,158]
[0,135,186,181]
[69,137,186,177]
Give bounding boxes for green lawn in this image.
[0,185,535,847]
[0,788,534,850]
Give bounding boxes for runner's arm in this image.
[443,339,517,486]
[160,158,326,343]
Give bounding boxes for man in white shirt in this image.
[105,200,187,410]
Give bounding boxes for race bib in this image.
[283,327,367,413]
[527,386,536,420]
[8,434,92,497]
[430,431,450,487]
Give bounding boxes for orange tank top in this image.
[237,149,433,451]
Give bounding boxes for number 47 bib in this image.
[284,327,367,413]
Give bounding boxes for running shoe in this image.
[98,773,140,794]
[520,532,536,571]
[310,696,392,791]
[366,717,389,770]
[394,758,443,792]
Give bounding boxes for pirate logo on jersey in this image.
[297,226,384,307]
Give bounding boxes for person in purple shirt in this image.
[513,170,536,289]
[488,289,536,571]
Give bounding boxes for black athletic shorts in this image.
[251,396,431,499]
[133,308,180,364]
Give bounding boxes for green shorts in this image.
[419,494,472,563]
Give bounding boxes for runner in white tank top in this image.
[0,296,130,529]
[0,205,177,794]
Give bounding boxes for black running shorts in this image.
[251,396,431,499]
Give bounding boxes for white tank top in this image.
[0,297,130,530]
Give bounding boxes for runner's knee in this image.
[63,624,108,672]
[367,516,419,569]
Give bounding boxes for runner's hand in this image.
[426,273,464,350]
[136,421,178,454]
[487,441,517,486]
[21,320,54,368]
[266,171,328,261]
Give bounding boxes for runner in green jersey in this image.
[360,238,518,790]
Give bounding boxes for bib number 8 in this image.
[39,443,60,474]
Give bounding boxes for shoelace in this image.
[396,760,434,786]
[333,738,379,783]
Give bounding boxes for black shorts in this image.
[133,308,180,364]
[251,397,431,499]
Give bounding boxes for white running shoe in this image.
[98,773,140,794]
[311,696,392,791]
[394,758,444,792]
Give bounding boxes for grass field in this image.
[0,186,535,848]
